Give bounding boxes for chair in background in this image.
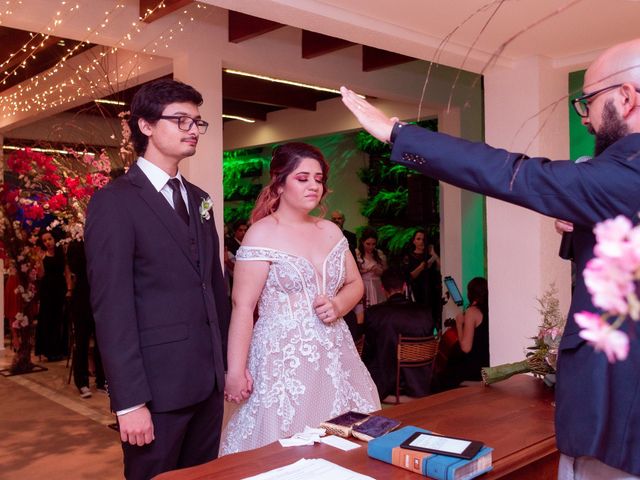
[395,334,439,404]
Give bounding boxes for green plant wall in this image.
[569,70,595,160]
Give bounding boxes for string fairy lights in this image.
[0,1,209,121]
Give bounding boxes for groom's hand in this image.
[118,405,155,446]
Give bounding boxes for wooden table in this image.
[156,375,557,479]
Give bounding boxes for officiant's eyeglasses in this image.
[158,115,209,134]
[572,84,640,118]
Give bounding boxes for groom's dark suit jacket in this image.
[390,124,640,475]
[85,163,229,414]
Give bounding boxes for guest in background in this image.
[362,267,435,401]
[437,277,489,390]
[67,239,106,399]
[227,220,248,255]
[34,231,68,362]
[355,227,387,313]
[330,209,357,256]
[404,229,438,304]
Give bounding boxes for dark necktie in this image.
[167,178,189,225]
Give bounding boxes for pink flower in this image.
[575,311,630,362]
[593,215,633,259]
[583,257,633,314]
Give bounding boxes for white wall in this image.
[484,56,572,365]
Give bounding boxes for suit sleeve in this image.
[84,188,152,411]
[209,212,231,370]
[391,125,640,226]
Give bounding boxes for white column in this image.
[172,35,225,258]
[484,56,572,365]
[437,108,463,321]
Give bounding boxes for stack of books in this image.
[319,411,401,441]
[368,426,493,480]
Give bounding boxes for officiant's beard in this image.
[592,100,629,156]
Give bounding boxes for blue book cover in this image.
[368,426,493,480]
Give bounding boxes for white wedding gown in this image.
[219,237,381,455]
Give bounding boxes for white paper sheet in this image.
[319,435,361,451]
[241,458,375,480]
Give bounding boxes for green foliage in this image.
[377,225,418,255]
[224,202,255,225]
[360,188,408,218]
[354,118,439,252]
[223,149,267,222]
[355,131,391,156]
[357,161,410,186]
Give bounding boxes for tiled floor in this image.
[0,348,123,479]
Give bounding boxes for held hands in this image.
[118,405,154,446]
[314,294,338,324]
[224,369,253,404]
[340,86,397,143]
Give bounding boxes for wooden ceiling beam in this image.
[140,0,193,24]
[228,11,284,43]
[222,99,278,121]
[362,46,416,71]
[222,71,318,111]
[301,30,354,59]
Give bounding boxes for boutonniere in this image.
[199,197,213,223]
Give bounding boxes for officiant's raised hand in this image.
[340,86,398,143]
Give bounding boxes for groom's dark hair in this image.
[127,78,203,156]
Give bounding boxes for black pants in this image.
[121,388,224,480]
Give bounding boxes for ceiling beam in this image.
[222,99,279,121]
[228,11,284,43]
[140,0,193,24]
[222,71,318,110]
[362,46,416,72]
[301,30,355,59]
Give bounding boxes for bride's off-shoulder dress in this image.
[220,237,380,455]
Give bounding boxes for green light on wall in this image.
[569,70,594,160]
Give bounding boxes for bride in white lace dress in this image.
[220,143,380,455]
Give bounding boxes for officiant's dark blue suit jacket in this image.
[390,124,640,475]
[85,163,229,414]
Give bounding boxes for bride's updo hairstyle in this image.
[251,142,330,223]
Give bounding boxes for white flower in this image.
[12,313,29,329]
[199,197,213,223]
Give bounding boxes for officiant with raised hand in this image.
[85,79,229,480]
[340,37,640,478]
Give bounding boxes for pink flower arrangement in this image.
[578,215,640,362]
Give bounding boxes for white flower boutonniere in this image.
[199,197,213,223]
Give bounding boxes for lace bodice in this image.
[220,236,380,455]
[236,237,347,327]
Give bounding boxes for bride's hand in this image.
[224,371,252,403]
[314,295,337,324]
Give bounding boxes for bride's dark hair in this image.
[251,142,330,223]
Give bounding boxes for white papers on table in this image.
[279,426,326,447]
[319,435,361,451]
[241,458,375,480]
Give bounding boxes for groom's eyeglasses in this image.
[158,115,209,134]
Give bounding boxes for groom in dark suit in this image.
[341,37,640,478]
[85,79,229,479]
